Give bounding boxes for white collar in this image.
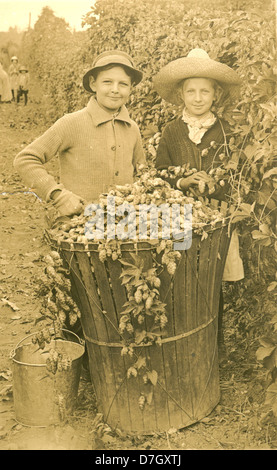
[182,108,217,144]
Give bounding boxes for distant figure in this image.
[8,56,20,101]
[0,61,12,103]
[17,65,29,105]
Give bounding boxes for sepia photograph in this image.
[0,0,276,453]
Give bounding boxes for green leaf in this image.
[119,274,134,285]
[201,231,208,241]
[133,304,145,315]
[259,337,276,348]
[230,203,253,223]
[119,259,138,267]
[134,357,146,369]
[268,314,277,324]
[120,304,136,315]
[268,135,277,147]
[256,346,276,361]
[272,400,277,418]
[251,230,270,240]
[146,268,157,277]
[147,370,158,386]
[142,125,159,138]
[135,330,147,344]
[127,367,137,378]
[133,279,145,288]
[267,282,277,292]
[120,267,141,277]
[265,382,277,406]
[244,143,259,160]
[145,391,153,405]
[130,252,145,269]
[264,350,277,371]
[263,168,277,180]
[119,313,131,322]
[259,224,271,235]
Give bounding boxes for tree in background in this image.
[20,7,91,115]
[0,27,23,70]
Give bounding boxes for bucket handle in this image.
[11,328,84,355]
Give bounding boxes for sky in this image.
[0,0,95,32]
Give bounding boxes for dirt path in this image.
[0,95,275,451]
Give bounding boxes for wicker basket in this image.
[46,201,231,433]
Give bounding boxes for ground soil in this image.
[0,90,276,451]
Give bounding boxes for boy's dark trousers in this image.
[17,88,28,105]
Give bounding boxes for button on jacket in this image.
[14,97,145,203]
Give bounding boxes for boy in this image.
[14,50,145,219]
[17,65,29,105]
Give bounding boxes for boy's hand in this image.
[51,189,85,216]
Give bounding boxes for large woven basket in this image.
[46,199,231,433]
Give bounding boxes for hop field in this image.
[0,0,276,450]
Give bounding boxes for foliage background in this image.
[18,0,276,273]
[14,0,277,418]
[0,27,23,68]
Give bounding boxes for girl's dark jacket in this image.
[155,116,232,200]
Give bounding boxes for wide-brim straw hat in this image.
[83,50,143,93]
[19,65,28,72]
[11,56,18,61]
[153,48,242,105]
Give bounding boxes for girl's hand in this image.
[178,171,213,191]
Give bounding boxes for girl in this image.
[153,48,244,354]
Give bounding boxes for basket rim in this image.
[45,220,231,253]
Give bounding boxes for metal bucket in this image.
[11,329,85,427]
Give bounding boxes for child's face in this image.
[89,66,132,113]
[181,78,216,117]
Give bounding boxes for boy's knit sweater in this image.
[14,97,145,203]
